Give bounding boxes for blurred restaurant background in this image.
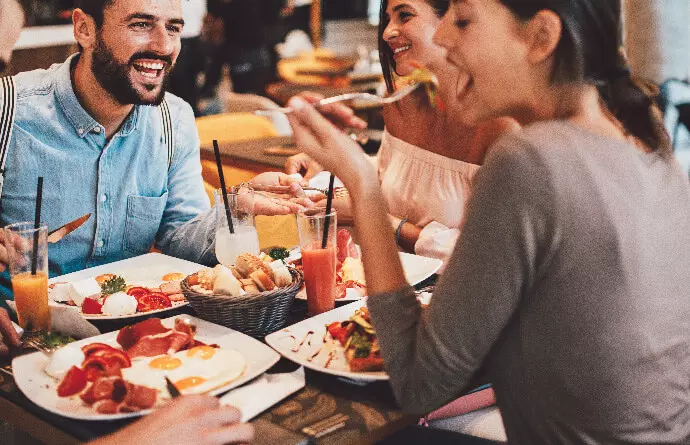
[4,0,690,174]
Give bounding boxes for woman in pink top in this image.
[286,0,518,264]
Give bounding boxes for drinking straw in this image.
[213,140,235,234]
[321,173,336,249]
[32,177,43,275]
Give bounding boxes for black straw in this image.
[321,173,336,249]
[32,177,43,275]
[213,140,235,234]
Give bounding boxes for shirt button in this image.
[100,194,107,203]
[78,128,85,136]
[93,127,102,134]
[97,240,104,248]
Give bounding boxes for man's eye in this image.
[130,22,151,30]
[166,25,182,33]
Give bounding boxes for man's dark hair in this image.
[74,0,115,28]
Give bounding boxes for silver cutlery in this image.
[255,83,422,116]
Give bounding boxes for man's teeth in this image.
[394,45,411,55]
[135,61,164,70]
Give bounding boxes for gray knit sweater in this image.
[369,121,690,444]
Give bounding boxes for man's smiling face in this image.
[88,0,184,105]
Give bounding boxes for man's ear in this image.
[523,9,562,65]
[73,8,98,50]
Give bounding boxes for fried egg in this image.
[121,346,246,397]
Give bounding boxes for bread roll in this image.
[250,270,276,292]
[236,253,274,280]
[213,265,243,297]
[273,265,293,287]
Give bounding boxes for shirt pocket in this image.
[123,192,168,255]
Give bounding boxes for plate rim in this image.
[12,315,281,421]
[48,253,202,320]
[294,252,442,301]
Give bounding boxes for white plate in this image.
[48,253,204,320]
[265,301,388,382]
[295,252,443,302]
[12,315,281,421]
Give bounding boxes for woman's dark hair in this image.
[378,0,450,94]
[500,0,670,154]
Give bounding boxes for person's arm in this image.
[0,308,20,358]
[87,396,253,445]
[368,141,555,414]
[155,103,216,265]
[286,98,554,413]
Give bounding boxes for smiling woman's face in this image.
[433,0,535,125]
[382,0,446,76]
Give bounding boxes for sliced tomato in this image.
[97,349,132,368]
[81,298,103,315]
[82,343,116,358]
[57,366,88,397]
[126,287,151,299]
[83,357,111,381]
[136,292,172,312]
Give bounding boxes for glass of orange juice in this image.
[297,208,337,315]
[6,222,50,333]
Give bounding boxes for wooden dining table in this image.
[0,291,438,445]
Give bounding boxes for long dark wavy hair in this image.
[500,0,670,154]
[378,0,450,94]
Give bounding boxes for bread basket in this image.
[180,267,303,338]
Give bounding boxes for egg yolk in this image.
[175,376,207,391]
[186,345,216,360]
[149,356,183,370]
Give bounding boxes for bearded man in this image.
[0,0,310,301]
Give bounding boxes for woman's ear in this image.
[72,8,98,51]
[523,9,562,65]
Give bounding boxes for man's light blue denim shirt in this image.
[0,54,218,301]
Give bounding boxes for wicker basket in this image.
[180,268,303,338]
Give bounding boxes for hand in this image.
[286,97,378,195]
[253,192,313,216]
[88,396,254,445]
[316,195,354,225]
[0,228,22,273]
[284,153,324,180]
[296,92,368,131]
[250,171,306,188]
[0,308,21,358]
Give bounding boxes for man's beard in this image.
[91,36,172,106]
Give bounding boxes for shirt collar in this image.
[55,53,142,139]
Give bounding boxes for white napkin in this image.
[219,367,306,422]
[6,301,100,339]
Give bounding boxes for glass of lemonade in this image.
[6,222,50,332]
[214,185,260,266]
[297,208,337,315]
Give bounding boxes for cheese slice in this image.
[67,278,102,307]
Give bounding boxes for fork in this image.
[255,82,422,116]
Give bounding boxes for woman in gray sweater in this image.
[285,0,690,443]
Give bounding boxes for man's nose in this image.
[149,25,178,57]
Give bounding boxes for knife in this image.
[165,376,181,398]
[47,213,91,244]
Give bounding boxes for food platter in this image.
[265,301,388,382]
[48,253,203,320]
[12,315,281,421]
[294,252,443,302]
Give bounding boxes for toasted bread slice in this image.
[249,270,276,292]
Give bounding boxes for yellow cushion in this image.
[195,113,279,147]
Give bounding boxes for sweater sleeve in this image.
[367,136,557,414]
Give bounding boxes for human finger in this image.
[199,404,242,428]
[0,308,20,349]
[284,154,307,175]
[205,423,255,445]
[297,92,367,130]
[303,160,324,180]
[288,97,343,149]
